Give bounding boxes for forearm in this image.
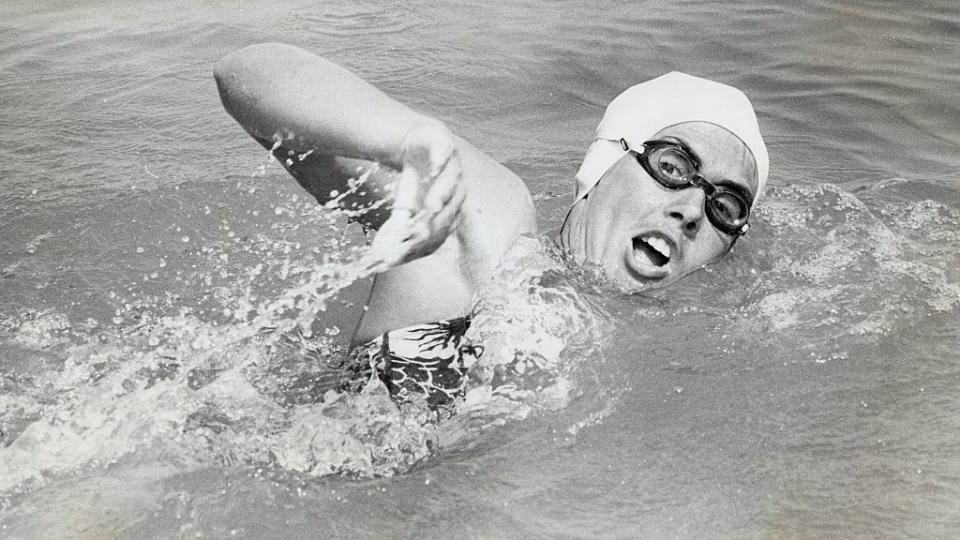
[214,42,437,167]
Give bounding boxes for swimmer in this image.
[214,43,768,407]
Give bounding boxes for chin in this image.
[613,261,696,293]
[607,268,667,293]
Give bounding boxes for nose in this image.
[665,188,706,236]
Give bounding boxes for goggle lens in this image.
[650,146,697,186]
[704,191,749,235]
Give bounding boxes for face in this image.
[562,122,758,292]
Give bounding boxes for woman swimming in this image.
[214,43,768,407]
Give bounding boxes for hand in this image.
[363,123,466,273]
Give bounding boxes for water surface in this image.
[2,0,959,538]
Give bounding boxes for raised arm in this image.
[214,43,536,342]
[215,42,434,168]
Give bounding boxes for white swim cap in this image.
[574,72,768,204]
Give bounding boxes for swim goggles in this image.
[620,138,752,236]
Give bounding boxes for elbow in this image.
[214,42,286,86]
[216,42,311,82]
[214,42,298,119]
[212,53,241,119]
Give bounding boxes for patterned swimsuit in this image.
[343,316,483,408]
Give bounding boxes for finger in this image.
[362,252,394,275]
[408,216,432,245]
[364,231,403,272]
[427,134,455,177]
[441,174,467,219]
[364,211,414,272]
[383,218,431,265]
[365,204,457,272]
[423,153,462,213]
[424,183,465,242]
[368,206,439,268]
[428,187,464,238]
[391,163,422,215]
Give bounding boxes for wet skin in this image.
[562,122,759,292]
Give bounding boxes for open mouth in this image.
[632,234,672,267]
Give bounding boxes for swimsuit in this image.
[342,316,483,408]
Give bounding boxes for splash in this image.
[0,155,404,499]
[719,180,960,362]
[0,164,603,504]
[438,237,605,445]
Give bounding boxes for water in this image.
[2,0,959,538]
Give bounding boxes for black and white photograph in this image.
[2,1,959,537]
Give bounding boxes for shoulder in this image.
[455,137,537,279]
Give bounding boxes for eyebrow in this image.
[670,136,756,202]
[669,137,702,166]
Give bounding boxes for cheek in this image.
[588,180,640,230]
[608,180,659,222]
[685,232,730,267]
